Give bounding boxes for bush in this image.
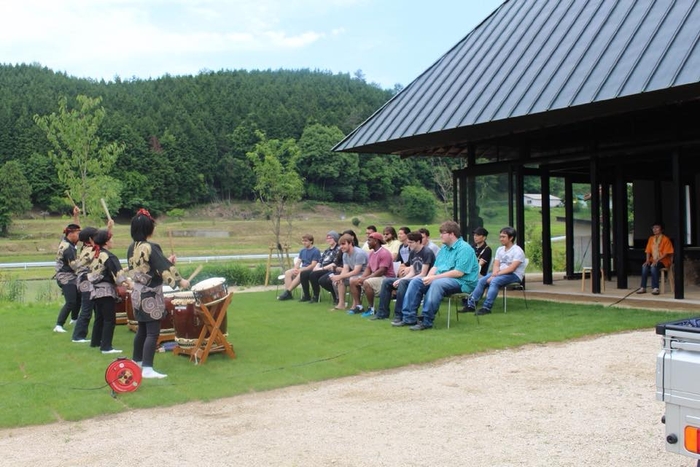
[185,262,269,287]
[166,208,186,220]
[400,186,437,223]
[351,217,361,227]
[0,274,26,302]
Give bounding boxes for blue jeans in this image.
[640,263,661,289]
[401,276,462,327]
[377,277,410,320]
[467,273,520,311]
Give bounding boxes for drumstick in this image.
[186,265,203,283]
[100,198,112,222]
[168,229,175,255]
[65,190,78,210]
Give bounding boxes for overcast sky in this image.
[0,0,504,89]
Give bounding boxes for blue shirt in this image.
[434,237,480,293]
[298,246,321,267]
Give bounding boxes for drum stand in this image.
[174,292,236,365]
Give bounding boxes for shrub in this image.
[166,208,186,220]
[400,186,437,223]
[351,217,361,227]
[186,262,269,287]
[0,274,26,302]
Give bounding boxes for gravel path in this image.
[0,330,695,467]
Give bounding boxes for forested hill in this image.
[0,63,446,215]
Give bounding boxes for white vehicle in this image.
[656,318,700,466]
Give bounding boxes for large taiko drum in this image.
[191,277,228,304]
[115,285,131,325]
[124,286,175,344]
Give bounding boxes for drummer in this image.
[88,228,125,354]
[53,206,81,333]
[125,208,190,379]
[72,219,114,343]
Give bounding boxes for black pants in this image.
[91,297,116,351]
[300,269,332,298]
[56,282,80,326]
[71,290,95,340]
[133,320,160,368]
[318,273,337,303]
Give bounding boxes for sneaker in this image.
[361,307,375,318]
[370,314,388,320]
[71,338,89,343]
[141,367,167,379]
[410,323,433,331]
[53,325,67,333]
[298,295,311,302]
[475,307,491,316]
[391,318,403,325]
[392,321,417,327]
[651,288,660,295]
[69,319,76,325]
[635,287,646,294]
[309,296,320,303]
[459,305,476,313]
[347,305,363,315]
[101,349,122,354]
[277,290,293,300]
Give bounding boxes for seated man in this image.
[277,234,321,300]
[330,233,368,311]
[382,226,401,261]
[460,226,492,312]
[394,220,479,331]
[397,226,411,269]
[300,230,340,303]
[349,232,395,316]
[374,231,435,322]
[636,221,674,295]
[361,225,377,252]
[466,226,526,315]
[418,227,440,257]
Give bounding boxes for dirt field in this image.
[0,330,695,467]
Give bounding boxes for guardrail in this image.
[0,254,298,270]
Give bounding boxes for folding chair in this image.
[502,258,529,313]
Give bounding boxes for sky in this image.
[0,0,504,89]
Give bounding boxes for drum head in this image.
[192,277,226,291]
[163,285,175,294]
[105,358,141,393]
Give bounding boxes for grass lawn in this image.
[0,290,685,430]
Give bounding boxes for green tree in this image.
[247,131,304,269]
[400,185,437,223]
[0,160,33,235]
[33,95,124,219]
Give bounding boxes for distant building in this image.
[524,194,562,208]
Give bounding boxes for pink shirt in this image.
[368,247,396,277]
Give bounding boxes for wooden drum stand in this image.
[173,291,236,365]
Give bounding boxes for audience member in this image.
[466,226,526,316]
[636,221,674,295]
[319,229,358,304]
[375,231,435,321]
[329,233,368,311]
[349,232,395,316]
[472,227,492,276]
[418,227,440,257]
[300,231,340,303]
[278,234,321,301]
[361,225,377,252]
[394,221,479,331]
[382,226,401,261]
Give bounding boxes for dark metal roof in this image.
[334,0,700,156]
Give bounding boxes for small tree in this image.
[0,161,33,236]
[400,186,437,224]
[34,95,124,218]
[247,131,304,269]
